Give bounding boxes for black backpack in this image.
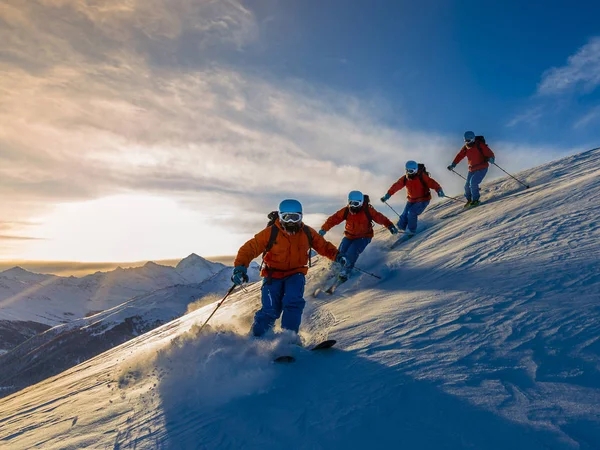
[474,135,489,161]
[262,211,314,269]
[412,164,429,191]
[342,194,374,225]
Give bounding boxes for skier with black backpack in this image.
[318,191,398,282]
[380,161,445,236]
[232,199,346,338]
[447,131,496,207]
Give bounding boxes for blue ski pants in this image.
[465,168,488,202]
[338,237,372,271]
[252,273,306,337]
[398,200,430,233]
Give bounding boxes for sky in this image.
[0,0,599,263]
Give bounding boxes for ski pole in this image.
[492,162,530,189]
[383,201,402,218]
[197,284,237,334]
[445,195,468,204]
[352,265,382,280]
[449,168,467,181]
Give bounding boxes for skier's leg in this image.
[470,168,488,202]
[251,278,284,337]
[397,202,411,230]
[407,201,430,233]
[280,273,306,333]
[338,236,352,255]
[345,237,371,270]
[464,172,474,201]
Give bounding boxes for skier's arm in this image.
[387,176,407,196]
[321,208,347,232]
[482,143,495,160]
[369,206,393,228]
[309,228,340,261]
[452,146,468,166]
[234,228,270,267]
[424,174,442,192]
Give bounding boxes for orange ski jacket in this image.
[321,205,393,239]
[234,219,339,279]
[453,142,495,172]
[387,171,442,203]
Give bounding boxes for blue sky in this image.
[0,0,599,262]
[234,0,600,147]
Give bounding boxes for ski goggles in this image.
[348,200,363,208]
[279,212,302,223]
[464,137,475,144]
[406,168,418,175]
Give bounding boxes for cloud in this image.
[573,105,600,129]
[538,37,600,96]
[506,106,544,128]
[0,1,574,260]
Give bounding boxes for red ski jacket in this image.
[387,171,442,203]
[321,205,393,239]
[453,142,495,172]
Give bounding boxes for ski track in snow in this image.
[1,149,600,449]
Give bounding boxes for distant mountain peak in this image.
[0,266,52,282]
[2,266,32,275]
[176,253,211,270]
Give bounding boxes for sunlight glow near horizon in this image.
[18,195,242,262]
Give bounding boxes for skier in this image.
[380,161,445,236]
[447,131,496,207]
[232,199,346,337]
[319,191,398,282]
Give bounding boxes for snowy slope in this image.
[0,263,261,398]
[0,254,225,351]
[0,149,599,449]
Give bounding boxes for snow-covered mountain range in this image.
[1,149,599,449]
[0,254,259,397]
[0,253,224,328]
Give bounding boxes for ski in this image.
[311,339,336,350]
[325,277,347,295]
[273,339,337,363]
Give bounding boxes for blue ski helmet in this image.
[405,160,418,175]
[348,190,364,214]
[464,131,476,144]
[348,190,364,205]
[278,199,303,234]
[278,199,302,214]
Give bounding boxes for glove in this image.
[387,224,399,235]
[488,157,495,164]
[335,253,348,267]
[380,193,391,203]
[437,189,445,198]
[447,163,456,171]
[318,229,326,236]
[231,265,248,285]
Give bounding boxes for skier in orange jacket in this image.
[233,199,346,337]
[319,191,398,281]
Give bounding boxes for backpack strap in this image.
[475,139,489,162]
[418,171,428,192]
[260,225,279,272]
[364,204,373,224]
